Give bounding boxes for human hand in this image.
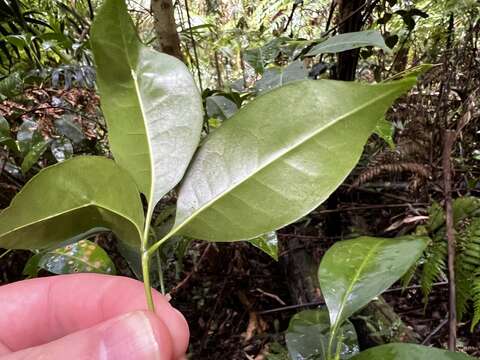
[0,274,189,359]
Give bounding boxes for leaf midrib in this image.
[115,6,153,201]
[0,203,142,240]
[332,239,385,327]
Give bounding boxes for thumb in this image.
[1,311,179,360]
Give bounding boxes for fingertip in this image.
[100,311,174,360]
[151,295,189,358]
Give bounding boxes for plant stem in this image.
[142,251,155,311]
[142,215,189,309]
[443,129,457,351]
[0,249,12,259]
[155,249,166,295]
[141,202,155,312]
[326,324,338,360]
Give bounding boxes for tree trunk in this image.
[336,0,366,81]
[151,0,184,61]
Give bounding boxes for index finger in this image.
[0,274,189,358]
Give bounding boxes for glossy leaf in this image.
[0,156,144,249]
[249,231,278,261]
[172,78,417,242]
[307,30,391,56]
[91,0,203,207]
[351,343,475,360]
[319,236,427,329]
[286,309,359,360]
[37,240,116,275]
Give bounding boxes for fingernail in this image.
[99,312,161,360]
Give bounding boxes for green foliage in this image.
[287,235,445,360]
[0,0,420,340]
[374,118,395,148]
[306,30,391,56]
[90,0,203,219]
[0,156,144,249]
[285,309,359,360]
[418,197,480,328]
[255,60,308,94]
[318,236,426,354]
[170,79,416,243]
[0,0,92,73]
[24,239,116,276]
[248,231,278,261]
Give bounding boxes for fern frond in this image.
[428,202,445,233]
[352,162,430,187]
[457,218,480,327]
[453,197,480,224]
[421,233,447,303]
[401,262,418,290]
[471,271,480,331]
[459,218,480,271]
[456,259,472,321]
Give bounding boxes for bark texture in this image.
[151,0,184,61]
[336,0,366,81]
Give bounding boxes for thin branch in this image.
[282,2,300,35]
[258,300,324,315]
[169,243,212,295]
[422,318,449,345]
[312,202,427,215]
[184,0,203,91]
[258,281,448,315]
[443,129,457,351]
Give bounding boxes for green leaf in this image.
[2,34,28,49]
[20,137,50,174]
[54,115,85,144]
[318,236,427,330]
[256,60,308,94]
[0,115,18,153]
[50,138,73,162]
[37,239,116,275]
[0,156,144,249]
[374,118,395,148]
[307,30,391,56]
[22,252,42,277]
[248,231,278,261]
[286,309,359,360]
[91,0,203,208]
[0,115,10,137]
[244,38,286,75]
[171,78,417,242]
[206,95,238,120]
[16,119,39,155]
[351,343,476,360]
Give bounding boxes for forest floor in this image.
[3,232,479,359]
